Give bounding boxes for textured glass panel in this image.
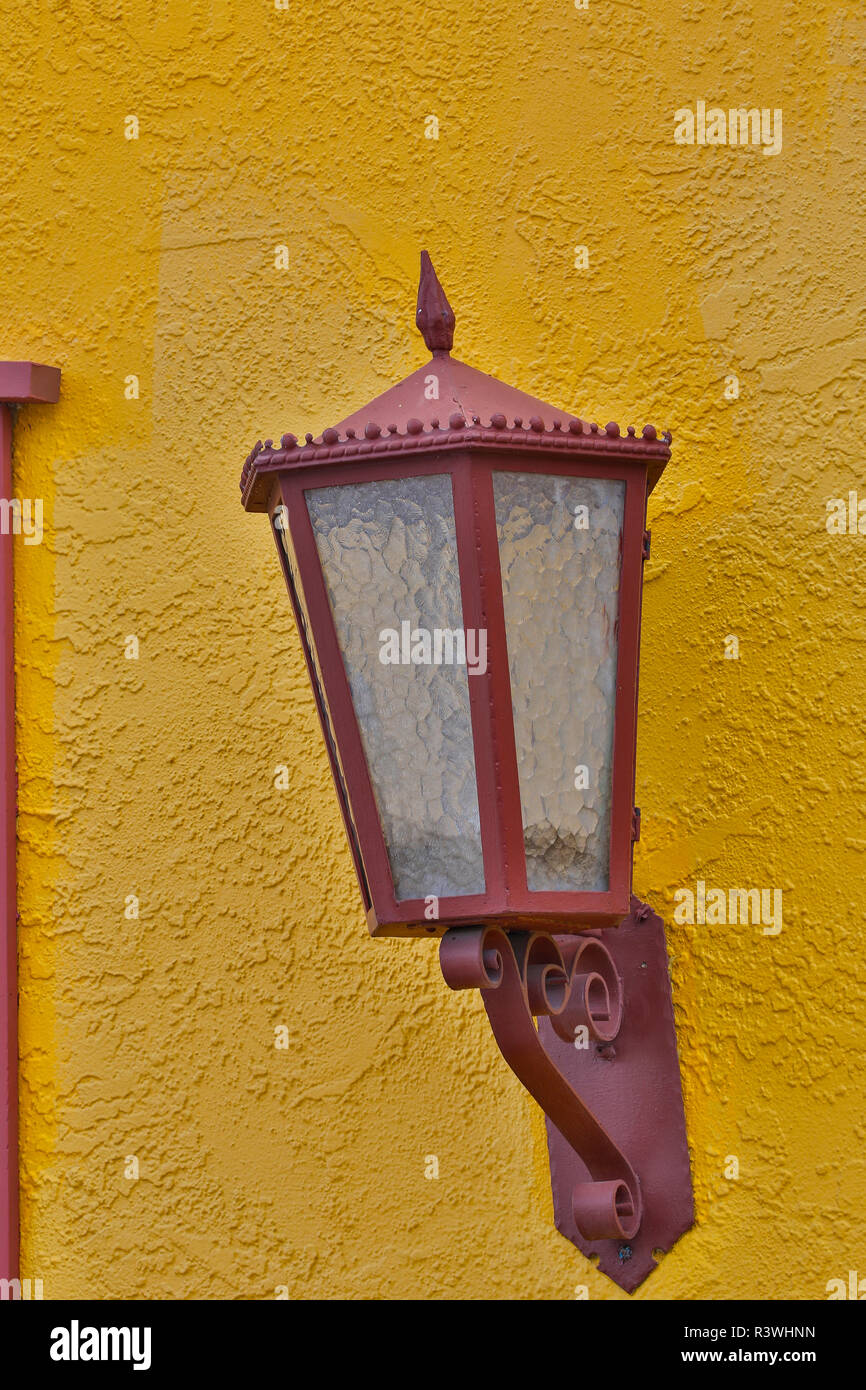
[275,516,371,908]
[306,475,484,901]
[493,471,625,892]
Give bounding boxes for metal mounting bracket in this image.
[440,897,694,1292]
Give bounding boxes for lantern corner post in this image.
[0,361,61,1287]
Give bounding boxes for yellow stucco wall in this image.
[6,1,865,1299]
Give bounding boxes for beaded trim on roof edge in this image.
[241,414,672,495]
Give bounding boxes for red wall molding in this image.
[0,361,60,1285]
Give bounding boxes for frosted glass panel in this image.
[306,475,484,901]
[493,471,625,892]
[276,519,370,908]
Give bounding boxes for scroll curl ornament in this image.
[440,927,641,1242]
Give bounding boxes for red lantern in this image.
[241,256,693,1290]
[241,253,669,938]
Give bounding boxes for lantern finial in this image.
[416,250,454,355]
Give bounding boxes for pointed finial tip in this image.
[416,250,455,354]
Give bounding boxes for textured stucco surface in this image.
[5,0,866,1298]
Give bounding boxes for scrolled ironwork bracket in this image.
[440,897,694,1292]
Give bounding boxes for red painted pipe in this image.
[0,363,60,1287]
[0,400,15,1284]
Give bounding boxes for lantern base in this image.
[538,900,694,1292]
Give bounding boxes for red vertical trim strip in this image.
[0,363,60,1285]
[451,462,506,906]
[607,473,648,903]
[0,402,17,1285]
[469,460,527,899]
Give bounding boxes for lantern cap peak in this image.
[240,257,674,511]
[416,251,454,355]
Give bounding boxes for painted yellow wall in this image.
[6,0,865,1299]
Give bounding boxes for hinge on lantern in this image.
[632,807,641,841]
[642,530,651,560]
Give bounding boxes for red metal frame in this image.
[0,362,60,1289]
[272,448,648,936]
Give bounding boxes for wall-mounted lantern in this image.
[240,255,694,1291]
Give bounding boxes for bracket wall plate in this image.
[440,898,693,1293]
[539,900,694,1291]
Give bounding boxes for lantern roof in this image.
[241,252,671,512]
